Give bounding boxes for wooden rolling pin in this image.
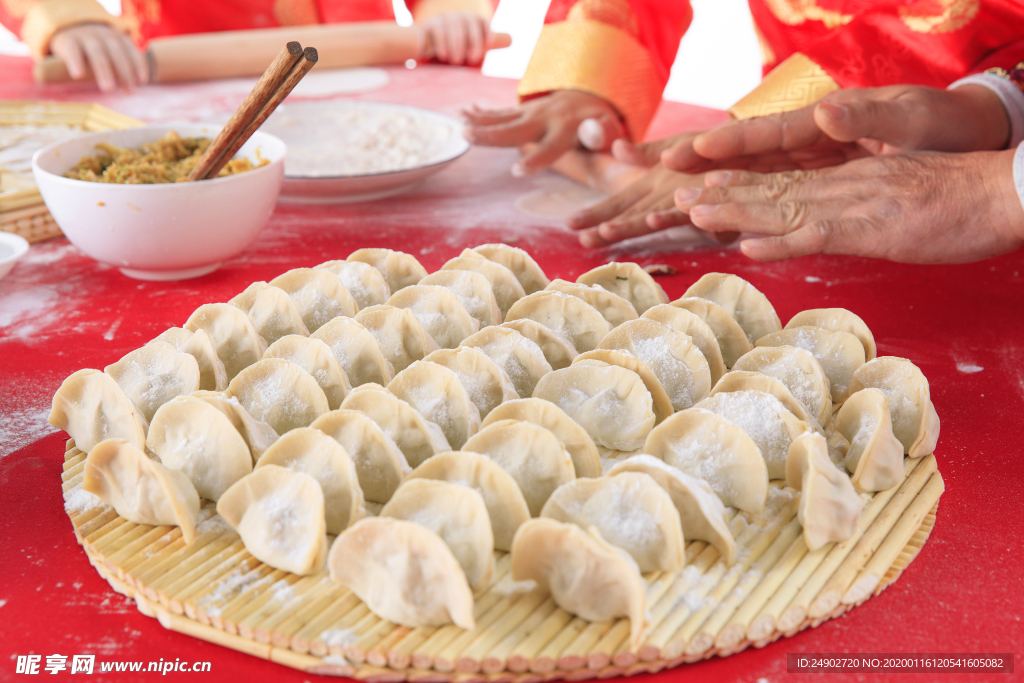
[34,22,511,84]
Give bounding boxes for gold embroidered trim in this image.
[20,0,123,57]
[728,52,839,120]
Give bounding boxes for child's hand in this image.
[418,12,491,66]
[50,23,149,92]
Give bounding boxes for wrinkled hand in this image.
[660,84,1011,174]
[50,23,148,93]
[673,149,1024,263]
[418,12,491,66]
[462,90,625,176]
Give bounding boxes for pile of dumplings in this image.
[51,244,941,650]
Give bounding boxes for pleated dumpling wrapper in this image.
[576,261,669,315]
[147,396,253,501]
[227,358,329,435]
[217,464,327,575]
[254,427,364,535]
[683,272,781,345]
[573,352,673,425]
[355,304,439,373]
[459,326,552,399]
[104,341,201,423]
[545,279,638,327]
[315,258,391,309]
[184,302,267,381]
[643,409,768,514]
[786,307,877,361]
[423,347,519,420]
[388,361,481,450]
[330,517,475,630]
[269,267,358,333]
[385,285,479,349]
[151,326,228,392]
[848,356,940,458]
[381,479,495,591]
[500,318,577,370]
[670,297,752,368]
[441,255,525,318]
[347,248,428,293]
[229,281,310,345]
[642,304,727,386]
[732,345,833,427]
[463,419,576,517]
[833,389,905,492]
[406,451,530,551]
[50,368,148,452]
[340,384,450,468]
[263,335,351,411]
[188,390,279,460]
[756,326,865,403]
[607,455,735,565]
[310,316,394,387]
[511,518,648,648]
[505,290,611,354]
[709,371,822,434]
[468,243,549,294]
[785,433,862,551]
[311,409,410,505]
[419,269,503,329]
[84,438,199,543]
[540,472,684,573]
[483,397,602,478]
[533,364,655,452]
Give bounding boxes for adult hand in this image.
[462,90,625,176]
[418,12,491,66]
[673,149,1024,263]
[660,84,1011,174]
[50,23,148,93]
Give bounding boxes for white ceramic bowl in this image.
[0,231,29,281]
[32,123,286,281]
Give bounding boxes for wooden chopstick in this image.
[187,41,304,181]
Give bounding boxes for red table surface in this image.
[1,56,1022,683]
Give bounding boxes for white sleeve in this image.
[1014,141,1024,212]
[949,73,1024,149]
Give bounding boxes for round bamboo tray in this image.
[61,437,943,680]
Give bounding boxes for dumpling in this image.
[482,397,602,478]
[84,438,199,543]
[786,308,877,361]
[607,455,735,564]
[576,262,669,314]
[340,384,450,468]
[785,432,862,551]
[440,256,525,318]
[460,326,552,398]
[598,318,712,411]
[329,517,475,629]
[693,390,810,480]
[229,281,310,344]
[146,396,253,501]
[470,243,549,294]
[187,390,279,460]
[104,342,201,424]
[226,358,329,434]
[406,451,531,551]
[354,304,439,373]
[310,409,410,504]
[710,371,822,433]
[732,345,833,427]
[848,356,940,457]
[385,285,479,348]
[269,267,358,333]
[574,351,673,425]
[185,302,267,381]
[381,479,494,590]
[505,291,611,353]
[151,327,228,392]
[315,259,391,309]
[254,427,364,534]
[419,270,502,328]
[642,304,727,386]
[545,279,638,327]
[263,335,351,410]
[423,347,518,419]
[540,472,684,572]
[347,248,428,292]
[387,361,481,450]
[309,316,394,387]
[463,419,576,516]
[683,272,781,345]
[833,389,904,492]
[756,326,865,403]
[217,464,327,575]
[500,318,577,370]
[49,369,148,452]
[533,364,655,452]
[510,519,647,648]
[643,409,768,513]
[671,297,752,368]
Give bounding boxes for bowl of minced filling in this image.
[32,124,285,281]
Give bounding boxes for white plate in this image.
[261,101,470,204]
[0,231,29,281]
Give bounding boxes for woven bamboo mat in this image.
[60,438,943,680]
